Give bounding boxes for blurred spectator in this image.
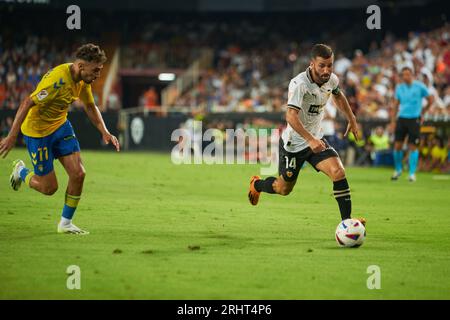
[429,138,448,172]
[0,78,6,107]
[142,86,159,109]
[106,91,121,111]
[345,124,371,166]
[368,126,392,166]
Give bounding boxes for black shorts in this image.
[395,117,420,145]
[279,138,340,182]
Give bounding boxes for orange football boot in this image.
[248,176,261,206]
[355,217,367,227]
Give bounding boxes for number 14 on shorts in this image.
[284,156,296,169]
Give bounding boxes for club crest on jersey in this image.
[36,90,49,101]
[286,171,293,178]
[38,165,44,172]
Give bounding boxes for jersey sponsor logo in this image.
[36,90,49,101]
[308,105,322,114]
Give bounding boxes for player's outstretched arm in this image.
[332,91,359,140]
[83,103,120,152]
[0,97,35,159]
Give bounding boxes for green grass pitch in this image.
[1,149,449,299]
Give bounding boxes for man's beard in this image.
[312,68,330,84]
[320,73,330,82]
[316,73,330,84]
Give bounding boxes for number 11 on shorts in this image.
[37,147,49,161]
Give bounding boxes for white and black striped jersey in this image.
[281,68,340,152]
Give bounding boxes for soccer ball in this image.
[335,218,366,248]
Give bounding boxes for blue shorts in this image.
[23,120,80,176]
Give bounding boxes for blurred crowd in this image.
[0,35,72,110]
[173,24,450,118]
[1,14,449,119]
[339,25,450,119]
[0,33,106,111]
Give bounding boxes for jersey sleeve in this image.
[330,74,340,95]
[287,80,305,110]
[420,83,430,98]
[79,83,95,106]
[29,68,60,105]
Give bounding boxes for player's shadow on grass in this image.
[323,244,377,250]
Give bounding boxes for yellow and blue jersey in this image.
[395,80,429,119]
[21,63,95,138]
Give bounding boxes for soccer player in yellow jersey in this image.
[0,44,120,234]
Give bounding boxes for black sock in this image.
[255,177,277,194]
[333,178,352,220]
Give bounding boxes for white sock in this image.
[59,217,72,227]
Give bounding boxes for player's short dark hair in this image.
[401,66,414,73]
[75,44,107,63]
[311,44,334,60]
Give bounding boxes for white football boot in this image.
[391,170,401,181]
[57,223,90,235]
[10,159,25,191]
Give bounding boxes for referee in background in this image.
[391,65,434,182]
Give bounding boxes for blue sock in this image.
[409,150,419,176]
[393,150,403,173]
[19,167,30,182]
[62,204,77,220]
[62,193,81,220]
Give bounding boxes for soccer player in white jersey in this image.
[248,44,365,224]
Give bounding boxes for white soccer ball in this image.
[335,218,366,248]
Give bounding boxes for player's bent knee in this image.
[71,168,86,183]
[43,184,58,196]
[77,169,86,181]
[331,167,346,181]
